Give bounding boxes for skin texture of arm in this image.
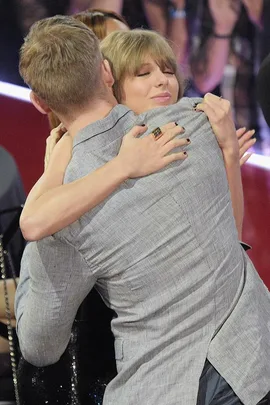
[190,0,240,93]
[143,0,188,64]
[190,36,231,93]
[222,147,244,239]
[20,134,129,241]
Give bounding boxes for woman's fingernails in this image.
[141,124,146,126]
[182,127,186,132]
[186,138,190,143]
[175,122,178,126]
[252,138,257,143]
[183,151,187,156]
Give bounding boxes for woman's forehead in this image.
[137,54,173,66]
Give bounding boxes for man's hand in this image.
[117,123,189,178]
[208,0,241,35]
[195,93,238,154]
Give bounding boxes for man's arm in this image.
[195,94,244,238]
[190,0,240,93]
[15,239,95,367]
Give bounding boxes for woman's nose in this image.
[155,71,169,86]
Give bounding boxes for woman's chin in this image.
[151,100,173,109]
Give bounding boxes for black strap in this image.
[0,321,8,340]
[0,206,23,249]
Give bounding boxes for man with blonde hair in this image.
[16,15,270,405]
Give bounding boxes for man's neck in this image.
[62,97,118,139]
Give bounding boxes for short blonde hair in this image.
[100,29,184,102]
[19,15,103,116]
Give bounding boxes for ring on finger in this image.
[152,127,163,140]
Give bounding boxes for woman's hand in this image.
[117,122,190,178]
[195,93,238,154]
[196,94,256,165]
[236,127,256,166]
[44,123,67,170]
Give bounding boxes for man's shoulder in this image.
[141,97,208,133]
[73,104,135,149]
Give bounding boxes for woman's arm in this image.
[20,123,188,241]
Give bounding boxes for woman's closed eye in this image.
[136,72,150,77]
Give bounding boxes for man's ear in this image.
[30,91,51,114]
[102,59,115,88]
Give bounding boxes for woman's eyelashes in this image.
[136,70,174,77]
[137,72,150,77]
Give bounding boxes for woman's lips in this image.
[151,93,171,103]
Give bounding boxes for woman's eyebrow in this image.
[138,63,152,68]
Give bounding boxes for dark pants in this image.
[197,360,270,405]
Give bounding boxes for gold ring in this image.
[153,127,162,139]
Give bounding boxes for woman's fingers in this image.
[236,127,247,139]
[125,125,148,138]
[195,102,224,128]
[162,137,190,156]
[239,138,256,158]
[44,123,67,170]
[236,128,256,166]
[238,128,256,167]
[156,123,186,145]
[163,151,188,164]
[238,129,255,148]
[240,153,252,166]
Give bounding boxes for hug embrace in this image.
[15,14,270,405]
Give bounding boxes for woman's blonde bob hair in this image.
[100,29,184,103]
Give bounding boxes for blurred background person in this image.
[70,0,124,14]
[143,0,188,66]
[142,0,270,153]
[189,0,270,153]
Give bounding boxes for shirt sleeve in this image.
[15,237,96,367]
